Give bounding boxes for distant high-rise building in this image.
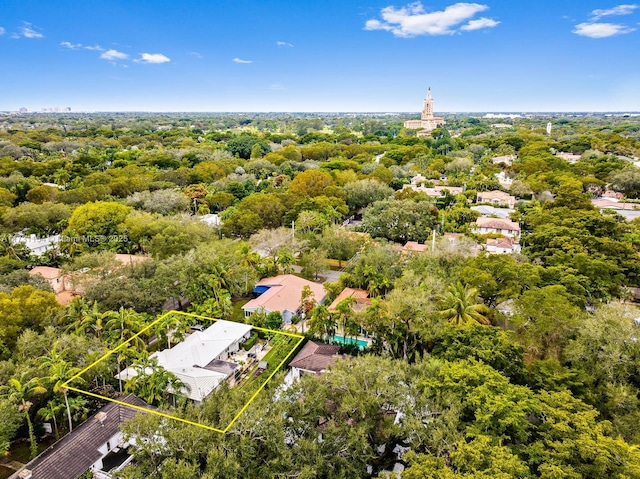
[404,87,446,136]
[546,122,552,135]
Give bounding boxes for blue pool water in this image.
[332,335,368,349]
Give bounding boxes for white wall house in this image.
[119,320,252,403]
[474,217,521,240]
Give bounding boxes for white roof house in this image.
[119,320,252,403]
[12,233,60,256]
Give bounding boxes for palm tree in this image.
[0,373,47,458]
[67,396,89,423]
[104,307,145,348]
[68,301,104,340]
[39,346,83,433]
[103,307,146,392]
[59,296,89,329]
[155,313,192,349]
[38,400,64,440]
[438,282,490,326]
[335,297,357,340]
[308,304,336,341]
[125,356,187,406]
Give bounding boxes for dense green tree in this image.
[361,198,439,243]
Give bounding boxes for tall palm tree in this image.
[39,346,83,433]
[68,301,104,340]
[125,356,187,406]
[0,373,47,458]
[103,307,145,348]
[104,307,146,392]
[335,296,357,339]
[38,400,64,440]
[308,304,336,341]
[438,282,490,326]
[155,313,192,349]
[59,297,89,329]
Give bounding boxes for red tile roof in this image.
[328,288,371,313]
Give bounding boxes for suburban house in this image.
[491,154,516,165]
[29,266,83,305]
[592,198,640,221]
[494,171,513,189]
[113,254,149,266]
[285,341,343,384]
[485,237,522,255]
[118,320,252,403]
[474,217,521,240]
[402,184,464,197]
[10,394,149,479]
[328,288,371,313]
[243,274,326,324]
[556,152,582,163]
[12,233,60,257]
[29,266,68,294]
[476,190,517,208]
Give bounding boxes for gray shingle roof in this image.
[14,394,148,479]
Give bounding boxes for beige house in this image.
[474,217,520,240]
[477,190,517,208]
[243,275,326,324]
[485,237,521,255]
[29,266,69,294]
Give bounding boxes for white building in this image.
[119,320,252,403]
[12,233,60,256]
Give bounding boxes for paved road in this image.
[291,265,343,284]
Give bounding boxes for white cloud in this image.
[189,51,203,58]
[20,23,43,38]
[268,83,286,90]
[364,2,498,37]
[61,41,82,50]
[591,4,638,20]
[100,49,129,60]
[138,53,171,64]
[573,21,636,37]
[233,57,252,63]
[460,17,500,30]
[85,45,104,51]
[0,27,5,36]
[276,41,294,47]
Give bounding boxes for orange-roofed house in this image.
[29,266,68,294]
[328,288,371,313]
[243,274,326,324]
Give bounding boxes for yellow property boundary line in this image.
[62,311,304,433]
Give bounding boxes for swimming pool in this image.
[332,334,369,349]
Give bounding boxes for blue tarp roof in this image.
[252,285,271,295]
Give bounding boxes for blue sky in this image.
[1,1,639,112]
